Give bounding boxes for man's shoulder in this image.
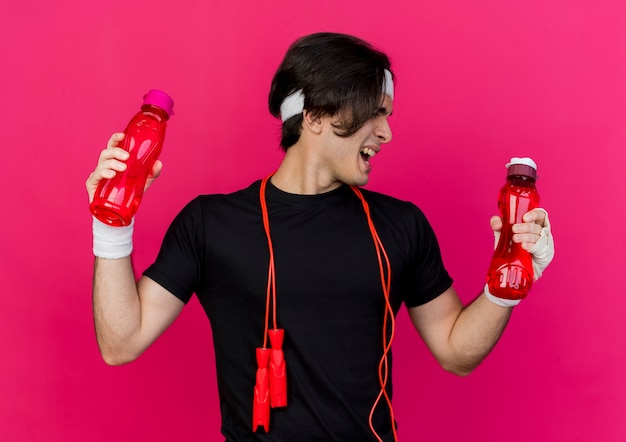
[357,187,432,230]
[358,187,420,210]
[169,180,263,223]
[189,180,262,204]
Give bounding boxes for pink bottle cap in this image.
[142,89,174,116]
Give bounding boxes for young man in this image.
[86,33,554,441]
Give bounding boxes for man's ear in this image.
[302,110,324,134]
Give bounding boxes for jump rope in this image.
[252,175,398,442]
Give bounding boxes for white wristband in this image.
[92,216,134,259]
[483,284,521,308]
[529,208,554,280]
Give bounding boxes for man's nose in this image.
[376,117,392,143]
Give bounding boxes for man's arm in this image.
[93,258,184,365]
[408,287,511,376]
[409,208,553,376]
[87,132,183,365]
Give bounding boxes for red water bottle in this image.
[90,89,174,226]
[486,157,540,300]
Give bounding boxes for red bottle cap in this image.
[143,89,175,116]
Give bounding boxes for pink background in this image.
[1,1,625,441]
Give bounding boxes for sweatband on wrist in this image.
[483,284,521,308]
[92,216,134,259]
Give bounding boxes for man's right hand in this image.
[85,132,163,203]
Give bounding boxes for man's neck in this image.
[270,154,342,195]
[270,139,343,195]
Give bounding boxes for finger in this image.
[101,161,126,178]
[100,155,129,173]
[86,133,128,203]
[512,221,542,236]
[95,133,130,173]
[489,215,503,232]
[98,146,129,163]
[513,232,540,246]
[143,160,163,194]
[100,133,128,163]
[522,208,546,226]
[148,159,163,179]
[87,159,126,187]
[107,132,126,149]
[87,151,129,187]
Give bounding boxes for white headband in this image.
[279,68,394,122]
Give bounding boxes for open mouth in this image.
[360,147,376,161]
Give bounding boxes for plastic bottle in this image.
[90,90,174,226]
[486,157,540,300]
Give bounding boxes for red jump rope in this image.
[253,175,398,442]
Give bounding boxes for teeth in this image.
[360,147,376,158]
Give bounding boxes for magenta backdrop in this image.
[1,1,625,441]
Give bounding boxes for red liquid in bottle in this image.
[486,158,540,300]
[90,90,174,226]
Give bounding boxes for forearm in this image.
[92,256,143,365]
[413,209,554,376]
[446,291,512,375]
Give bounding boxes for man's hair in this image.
[269,32,393,150]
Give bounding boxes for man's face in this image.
[318,94,394,187]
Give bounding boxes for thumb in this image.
[144,160,163,192]
[490,215,502,250]
[148,159,163,179]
